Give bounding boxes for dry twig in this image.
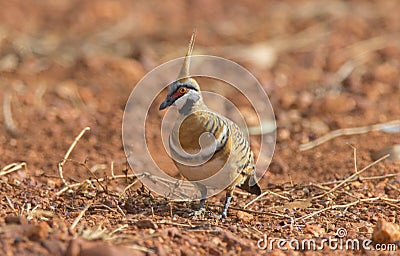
[0,162,27,177]
[299,120,400,151]
[70,203,92,232]
[318,173,398,186]
[3,93,20,136]
[58,127,91,186]
[243,190,289,209]
[312,154,390,200]
[55,173,138,196]
[294,197,382,223]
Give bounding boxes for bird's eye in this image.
[179,87,187,94]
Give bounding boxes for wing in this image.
[197,110,255,173]
[197,110,230,154]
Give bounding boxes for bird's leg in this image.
[189,184,207,217]
[198,197,206,210]
[220,191,233,218]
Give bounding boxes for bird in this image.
[159,32,261,218]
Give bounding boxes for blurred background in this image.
[0,0,399,184]
[0,1,399,254]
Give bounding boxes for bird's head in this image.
[159,77,202,111]
[159,31,203,114]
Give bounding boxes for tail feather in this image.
[238,175,262,195]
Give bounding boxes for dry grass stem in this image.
[243,191,269,209]
[335,34,400,59]
[127,245,154,253]
[155,221,194,228]
[387,184,400,193]
[108,224,128,236]
[294,197,382,223]
[3,93,20,136]
[110,161,115,178]
[0,162,27,177]
[70,203,92,232]
[299,120,400,151]
[243,190,289,209]
[58,127,91,186]
[312,154,390,200]
[55,173,138,196]
[319,173,398,186]
[209,204,290,218]
[120,177,139,196]
[350,144,358,174]
[116,205,126,217]
[5,196,18,215]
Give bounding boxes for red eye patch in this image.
[172,87,187,98]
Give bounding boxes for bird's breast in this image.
[169,112,233,182]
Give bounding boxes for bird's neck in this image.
[178,96,207,116]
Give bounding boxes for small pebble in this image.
[322,93,356,113]
[372,219,400,244]
[371,144,400,162]
[236,211,254,222]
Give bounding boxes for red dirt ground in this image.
[0,0,399,255]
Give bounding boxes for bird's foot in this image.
[188,208,206,218]
[218,211,228,220]
[218,193,232,220]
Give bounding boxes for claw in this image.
[189,208,206,218]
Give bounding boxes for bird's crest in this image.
[178,29,196,80]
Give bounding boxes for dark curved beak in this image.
[159,96,173,110]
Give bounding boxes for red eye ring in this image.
[179,87,187,94]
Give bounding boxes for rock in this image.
[236,210,254,222]
[41,239,65,256]
[373,63,398,84]
[358,226,369,233]
[135,219,158,229]
[155,245,167,256]
[366,82,391,100]
[302,119,330,135]
[208,246,221,256]
[0,53,19,72]
[277,128,291,141]
[5,215,28,225]
[371,144,400,162]
[222,231,251,250]
[372,219,400,244]
[23,222,49,241]
[297,91,314,109]
[66,238,144,256]
[166,227,180,237]
[322,93,356,113]
[280,90,297,109]
[304,224,325,237]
